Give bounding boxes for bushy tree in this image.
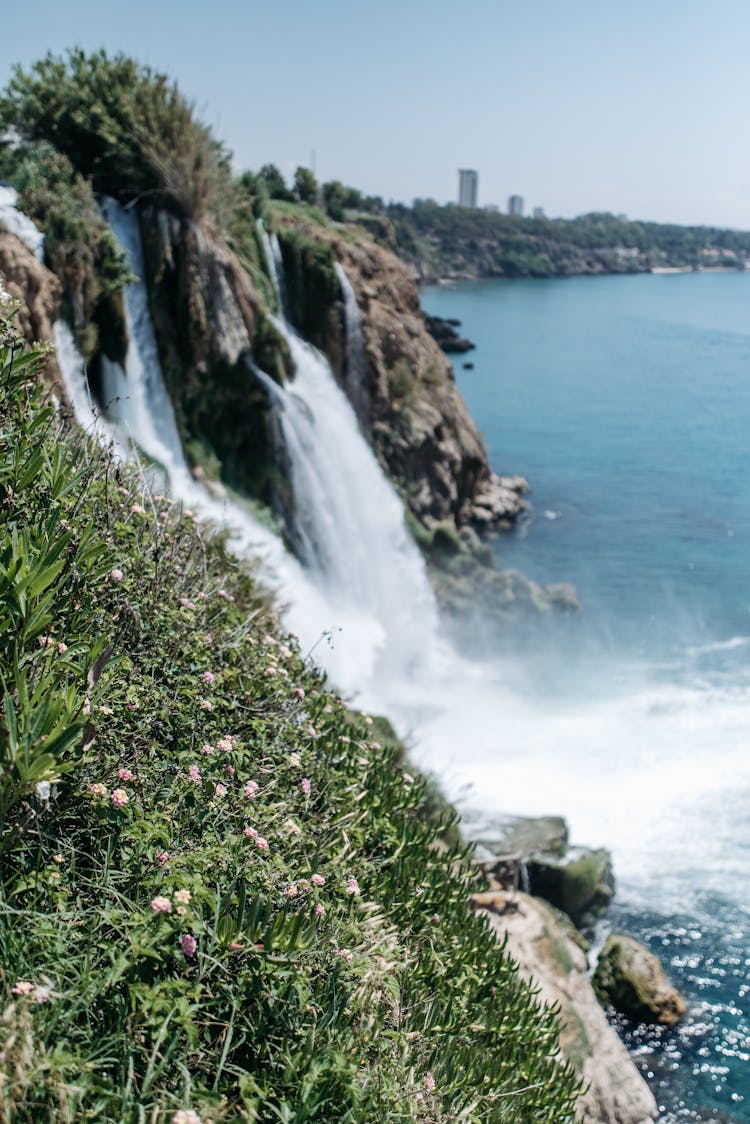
[258,163,293,201]
[293,164,318,204]
[0,50,232,223]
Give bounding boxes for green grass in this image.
[0,313,581,1122]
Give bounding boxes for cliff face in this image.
[275,214,527,533]
[0,230,64,398]
[472,890,658,1124]
[138,206,291,502]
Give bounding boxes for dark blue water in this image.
[423,273,750,1122]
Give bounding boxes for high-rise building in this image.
[508,195,524,216]
[458,169,478,208]
[532,206,546,220]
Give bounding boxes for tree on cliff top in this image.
[0,50,232,225]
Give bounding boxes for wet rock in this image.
[472,813,569,861]
[593,934,686,1027]
[527,847,615,925]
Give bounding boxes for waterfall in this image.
[52,321,121,450]
[0,185,45,261]
[98,199,191,486]
[257,222,286,312]
[251,231,442,686]
[334,262,370,425]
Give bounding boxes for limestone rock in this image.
[471,890,658,1124]
[0,230,63,399]
[593,934,686,1027]
[527,847,615,925]
[275,212,528,535]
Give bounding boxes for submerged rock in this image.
[593,934,686,1027]
[471,890,658,1123]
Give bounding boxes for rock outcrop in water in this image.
[594,934,686,1027]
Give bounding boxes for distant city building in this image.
[458,169,478,208]
[484,203,500,212]
[508,194,524,216]
[532,206,546,220]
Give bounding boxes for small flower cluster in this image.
[11,980,51,1003]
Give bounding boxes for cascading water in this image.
[0,185,45,260]
[333,262,370,424]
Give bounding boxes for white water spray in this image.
[0,185,45,260]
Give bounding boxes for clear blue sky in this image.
[4,0,750,227]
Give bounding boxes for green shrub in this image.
[1,50,232,224]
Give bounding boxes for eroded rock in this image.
[593,934,686,1027]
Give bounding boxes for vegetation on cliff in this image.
[0,315,582,1121]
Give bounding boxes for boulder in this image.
[472,813,569,861]
[593,934,686,1027]
[527,847,615,925]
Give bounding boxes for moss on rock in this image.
[593,934,686,1026]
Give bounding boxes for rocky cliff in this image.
[472,890,659,1124]
[274,211,527,533]
[0,230,64,399]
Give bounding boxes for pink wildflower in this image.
[118,768,134,781]
[39,635,53,648]
[89,783,107,798]
[256,836,269,851]
[424,1074,436,1096]
[224,764,235,776]
[131,503,145,515]
[180,934,197,958]
[214,783,228,798]
[285,884,298,897]
[244,780,259,800]
[346,877,360,896]
[178,597,195,610]
[156,852,170,867]
[284,819,302,837]
[311,873,326,887]
[204,633,213,645]
[201,671,215,685]
[372,741,382,750]
[188,765,202,783]
[243,826,258,838]
[217,588,233,601]
[32,986,51,1004]
[151,896,172,913]
[216,736,233,752]
[199,699,213,711]
[109,568,124,582]
[266,666,278,677]
[200,743,214,755]
[301,778,312,796]
[306,725,317,738]
[338,735,350,745]
[11,981,35,996]
[57,642,68,655]
[315,903,325,917]
[172,1111,202,1124]
[174,889,191,905]
[431,914,441,925]
[294,686,305,699]
[176,905,186,916]
[111,788,128,807]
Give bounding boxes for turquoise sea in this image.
[422,273,750,1122]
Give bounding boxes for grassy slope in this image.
[0,318,581,1122]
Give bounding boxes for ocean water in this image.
[422,273,750,1122]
